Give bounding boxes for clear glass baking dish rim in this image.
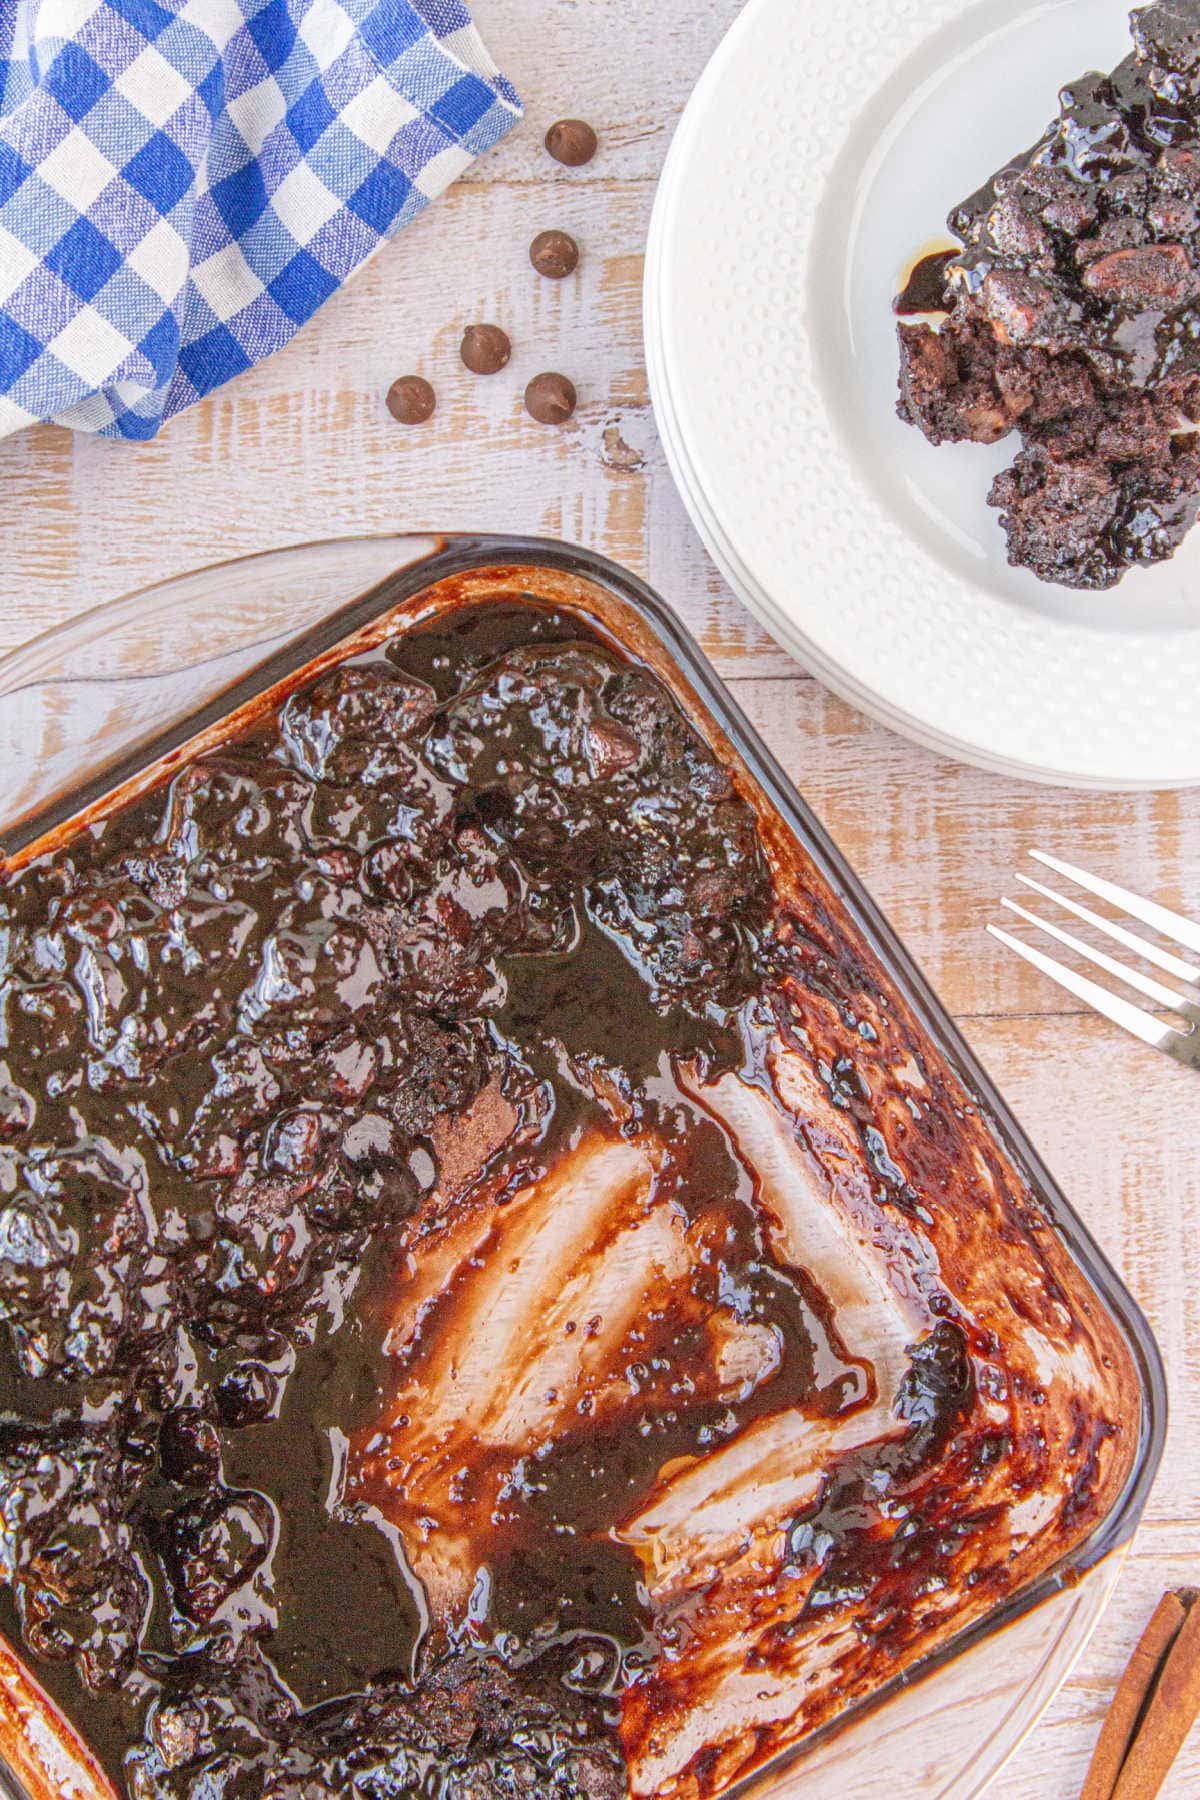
[0,531,1169,1799]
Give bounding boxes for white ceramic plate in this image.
[646,0,1200,787]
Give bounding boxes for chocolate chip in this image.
[530,230,579,280]
[545,119,597,167]
[524,372,577,425]
[386,376,436,425]
[460,324,511,375]
[159,1409,221,1487]
[215,1361,282,1427]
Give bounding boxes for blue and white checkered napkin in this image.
[0,0,521,440]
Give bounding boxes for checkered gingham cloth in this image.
[0,0,521,439]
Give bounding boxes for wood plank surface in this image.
[0,0,1197,1793]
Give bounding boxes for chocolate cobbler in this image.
[896,0,1200,589]
[0,573,1143,1799]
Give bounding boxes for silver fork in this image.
[987,850,1200,1070]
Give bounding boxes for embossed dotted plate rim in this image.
[645,0,1200,789]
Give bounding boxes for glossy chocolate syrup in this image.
[893,249,956,317]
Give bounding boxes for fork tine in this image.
[986,925,1179,1051]
[1029,849,1200,956]
[1015,873,1200,986]
[1000,898,1196,1015]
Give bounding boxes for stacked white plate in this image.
[645,0,1200,788]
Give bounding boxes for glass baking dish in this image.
[0,534,1166,1800]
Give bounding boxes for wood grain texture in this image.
[0,0,1197,1792]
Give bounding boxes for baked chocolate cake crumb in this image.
[896,0,1200,589]
[126,1651,625,1800]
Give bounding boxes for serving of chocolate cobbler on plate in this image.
[897,0,1200,590]
[0,562,1155,1800]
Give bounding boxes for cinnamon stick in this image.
[1112,1588,1200,1800]
[1080,1591,1190,1800]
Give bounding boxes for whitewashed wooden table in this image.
[0,3,1197,1793]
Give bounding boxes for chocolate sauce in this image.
[893,248,957,317]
